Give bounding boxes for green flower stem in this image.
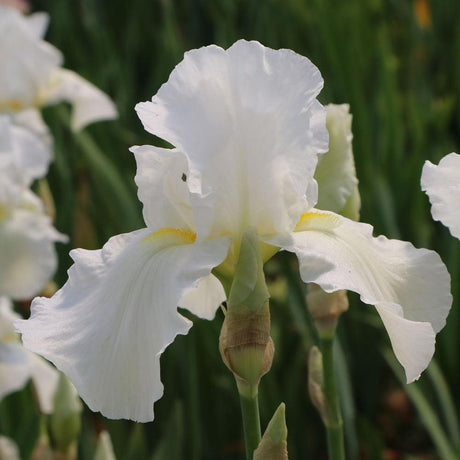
[237,383,261,460]
[321,337,345,460]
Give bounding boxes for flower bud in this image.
[31,418,53,460]
[220,309,274,395]
[50,373,82,457]
[253,403,288,460]
[95,431,116,460]
[308,346,327,423]
[306,284,348,339]
[219,228,274,395]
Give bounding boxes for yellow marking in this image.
[0,205,6,222]
[2,332,18,343]
[296,211,341,231]
[143,227,196,244]
[0,100,23,112]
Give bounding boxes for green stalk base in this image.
[238,385,262,460]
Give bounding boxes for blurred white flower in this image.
[421,152,460,239]
[0,296,59,413]
[0,115,51,186]
[0,116,66,300]
[0,5,117,131]
[18,40,451,422]
[0,435,20,460]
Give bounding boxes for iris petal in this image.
[17,229,230,422]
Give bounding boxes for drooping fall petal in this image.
[17,229,230,422]
[266,210,451,381]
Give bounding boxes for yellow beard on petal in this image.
[0,100,24,112]
[295,211,342,232]
[143,227,197,245]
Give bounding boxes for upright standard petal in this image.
[266,210,451,381]
[131,144,194,231]
[39,69,117,131]
[136,40,328,240]
[17,229,230,422]
[314,104,360,219]
[421,152,460,239]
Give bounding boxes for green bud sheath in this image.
[218,228,275,459]
[219,227,274,393]
[50,372,82,455]
[254,403,288,460]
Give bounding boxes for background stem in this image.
[321,338,345,460]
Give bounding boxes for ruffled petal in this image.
[17,229,230,422]
[315,104,359,218]
[11,108,50,141]
[0,5,62,111]
[0,206,67,300]
[0,115,51,185]
[375,302,435,382]
[131,145,194,231]
[0,298,31,400]
[25,12,49,38]
[179,274,226,320]
[39,69,117,131]
[136,40,327,240]
[266,210,451,380]
[421,152,460,239]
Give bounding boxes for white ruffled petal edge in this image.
[421,152,460,239]
[17,228,230,422]
[136,40,328,239]
[131,144,194,232]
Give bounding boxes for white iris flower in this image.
[17,41,451,423]
[0,5,117,131]
[421,152,460,239]
[0,116,66,300]
[0,296,58,413]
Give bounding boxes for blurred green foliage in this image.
[2,0,460,458]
